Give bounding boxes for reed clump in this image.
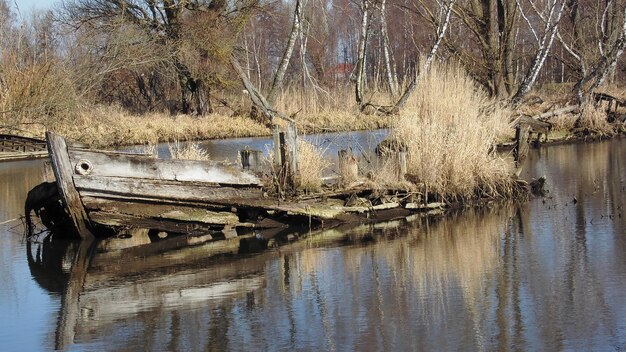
[576,103,615,136]
[168,141,211,160]
[296,140,330,193]
[389,61,515,201]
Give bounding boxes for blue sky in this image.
[14,0,57,15]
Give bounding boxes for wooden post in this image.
[273,122,300,193]
[46,132,94,240]
[513,123,530,167]
[282,122,299,191]
[396,151,407,181]
[273,126,282,169]
[240,148,263,172]
[338,149,358,185]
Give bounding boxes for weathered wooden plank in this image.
[68,148,261,186]
[46,132,94,240]
[88,211,224,234]
[0,151,48,162]
[81,197,241,225]
[74,175,263,205]
[343,202,401,213]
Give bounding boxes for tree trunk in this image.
[391,0,456,112]
[512,0,567,104]
[267,0,303,106]
[380,0,398,96]
[355,0,371,108]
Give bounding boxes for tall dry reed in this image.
[577,103,614,136]
[297,140,331,193]
[390,61,514,200]
[168,141,211,160]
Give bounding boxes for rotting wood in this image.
[405,202,445,210]
[74,176,263,205]
[0,134,48,161]
[514,123,530,166]
[343,202,400,214]
[46,132,94,240]
[81,197,241,225]
[89,211,222,235]
[240,148,263,172]
[69,148,261,185]
[0,134,47,152]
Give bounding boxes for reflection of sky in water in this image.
[0,160,60,352]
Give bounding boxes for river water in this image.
[1,139,625,351]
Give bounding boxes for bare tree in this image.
[452,0,518,97]
[511,0,568,104]
[266,0,303,105]
[380,0,398,96]
[354,0,373,109]
[59,0,250,115]
[391,0,457,112]
[571,1,626,103]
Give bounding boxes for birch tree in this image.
[232,0,307,125]
[569,0,626,103]
[391,0,457,112]
[511,0,568,104]
[266,0,303,105]
[354,0,373,109]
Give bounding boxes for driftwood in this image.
[532,105,578,120]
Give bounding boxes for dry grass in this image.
[577,103,615,136]
[44,105,270,148]
[388,61,515,200]
[550,112,578,131]
[272,85,393,133]
[297,140,331,193]
[168,141,211,160]
[0,55,79,137]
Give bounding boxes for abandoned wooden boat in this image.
[43,132,278,240]
[38,132,454,241]
[0,134,48,161]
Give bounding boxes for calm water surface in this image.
[1,139,626,351]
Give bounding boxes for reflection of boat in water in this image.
[27,205,439,350]
[27,229,270,350]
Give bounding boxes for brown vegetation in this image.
[389,62,515,200]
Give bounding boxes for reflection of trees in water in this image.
[506,141,626,350]
[256,206,514,350]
